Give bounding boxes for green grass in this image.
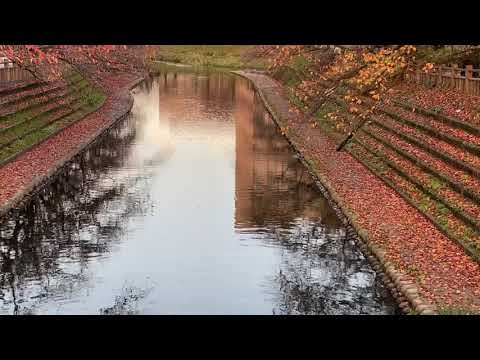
[0,77,106,165]
[350,141,390,175]
[0,83,91,147]
[0,78,88,132]
[66,72,83,85]
[435,202,450,216]
[80,86,106,108]
[463,227,476,238]
[313,101,348,138]
[0,110,34,132]
[438,307,473,315]
[292,55,311,77]
[315,101,340,120]
[428,175,444,192]
[273,66,302,87]
[152,45,267,70]
[273,54,313,89]
[412,188,480,251]
[286,87,306,110]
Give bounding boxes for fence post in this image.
[466,64,473,95]
[438,65,443,87]
[452,64,458,90]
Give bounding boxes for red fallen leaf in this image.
[0,72,135,206]
[252,71,480,311]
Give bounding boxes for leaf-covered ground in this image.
[239,71,480,313]
[0,72,139,208]
[394,82,480,126]
[311,80,480,255]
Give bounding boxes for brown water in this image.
[0,72,397,315]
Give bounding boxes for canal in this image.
[0,71,397,314]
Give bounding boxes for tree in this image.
[268,45,480,150]
[0,45,153,83]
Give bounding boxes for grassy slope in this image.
[0,73,106,164]
[152,45,268,70]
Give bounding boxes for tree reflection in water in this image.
[234,93,397,315]
[99,283,154,315]
[271,223,397,315]
[0,115,153,315]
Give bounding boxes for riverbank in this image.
[0,72,144,219]
[152,46,268,71]
[233,70,480,314]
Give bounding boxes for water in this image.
[0,71,397,315]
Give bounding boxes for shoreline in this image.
[232,69,439,315]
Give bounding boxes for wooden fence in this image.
[405,65,480,96]
[0,58,35,85]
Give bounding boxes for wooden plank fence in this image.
[405,64,480,96]
[0,58,35,85]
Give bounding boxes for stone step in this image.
[0,85,91,150]
[347,139,480,263]
[0,75,85,118]
[0,81,89,135]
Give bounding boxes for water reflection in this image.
[0,71,396,314]
[0,116,152,314]
[233,85,395,315]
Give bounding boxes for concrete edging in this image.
[232,70,438,315]
[0,77,145,220]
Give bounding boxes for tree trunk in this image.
[336,117,369,151]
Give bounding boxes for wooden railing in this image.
[405,65,480,96]
[0,58,35,85]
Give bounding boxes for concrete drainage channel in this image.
[232,70,438,315]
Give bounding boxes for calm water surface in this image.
[0,72,397,314]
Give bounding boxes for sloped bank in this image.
[0,75,144,220]
[232,70,443,315]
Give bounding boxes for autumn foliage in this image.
[0,45,152,82]
[269,46,420,114]
[268,45,480,120]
